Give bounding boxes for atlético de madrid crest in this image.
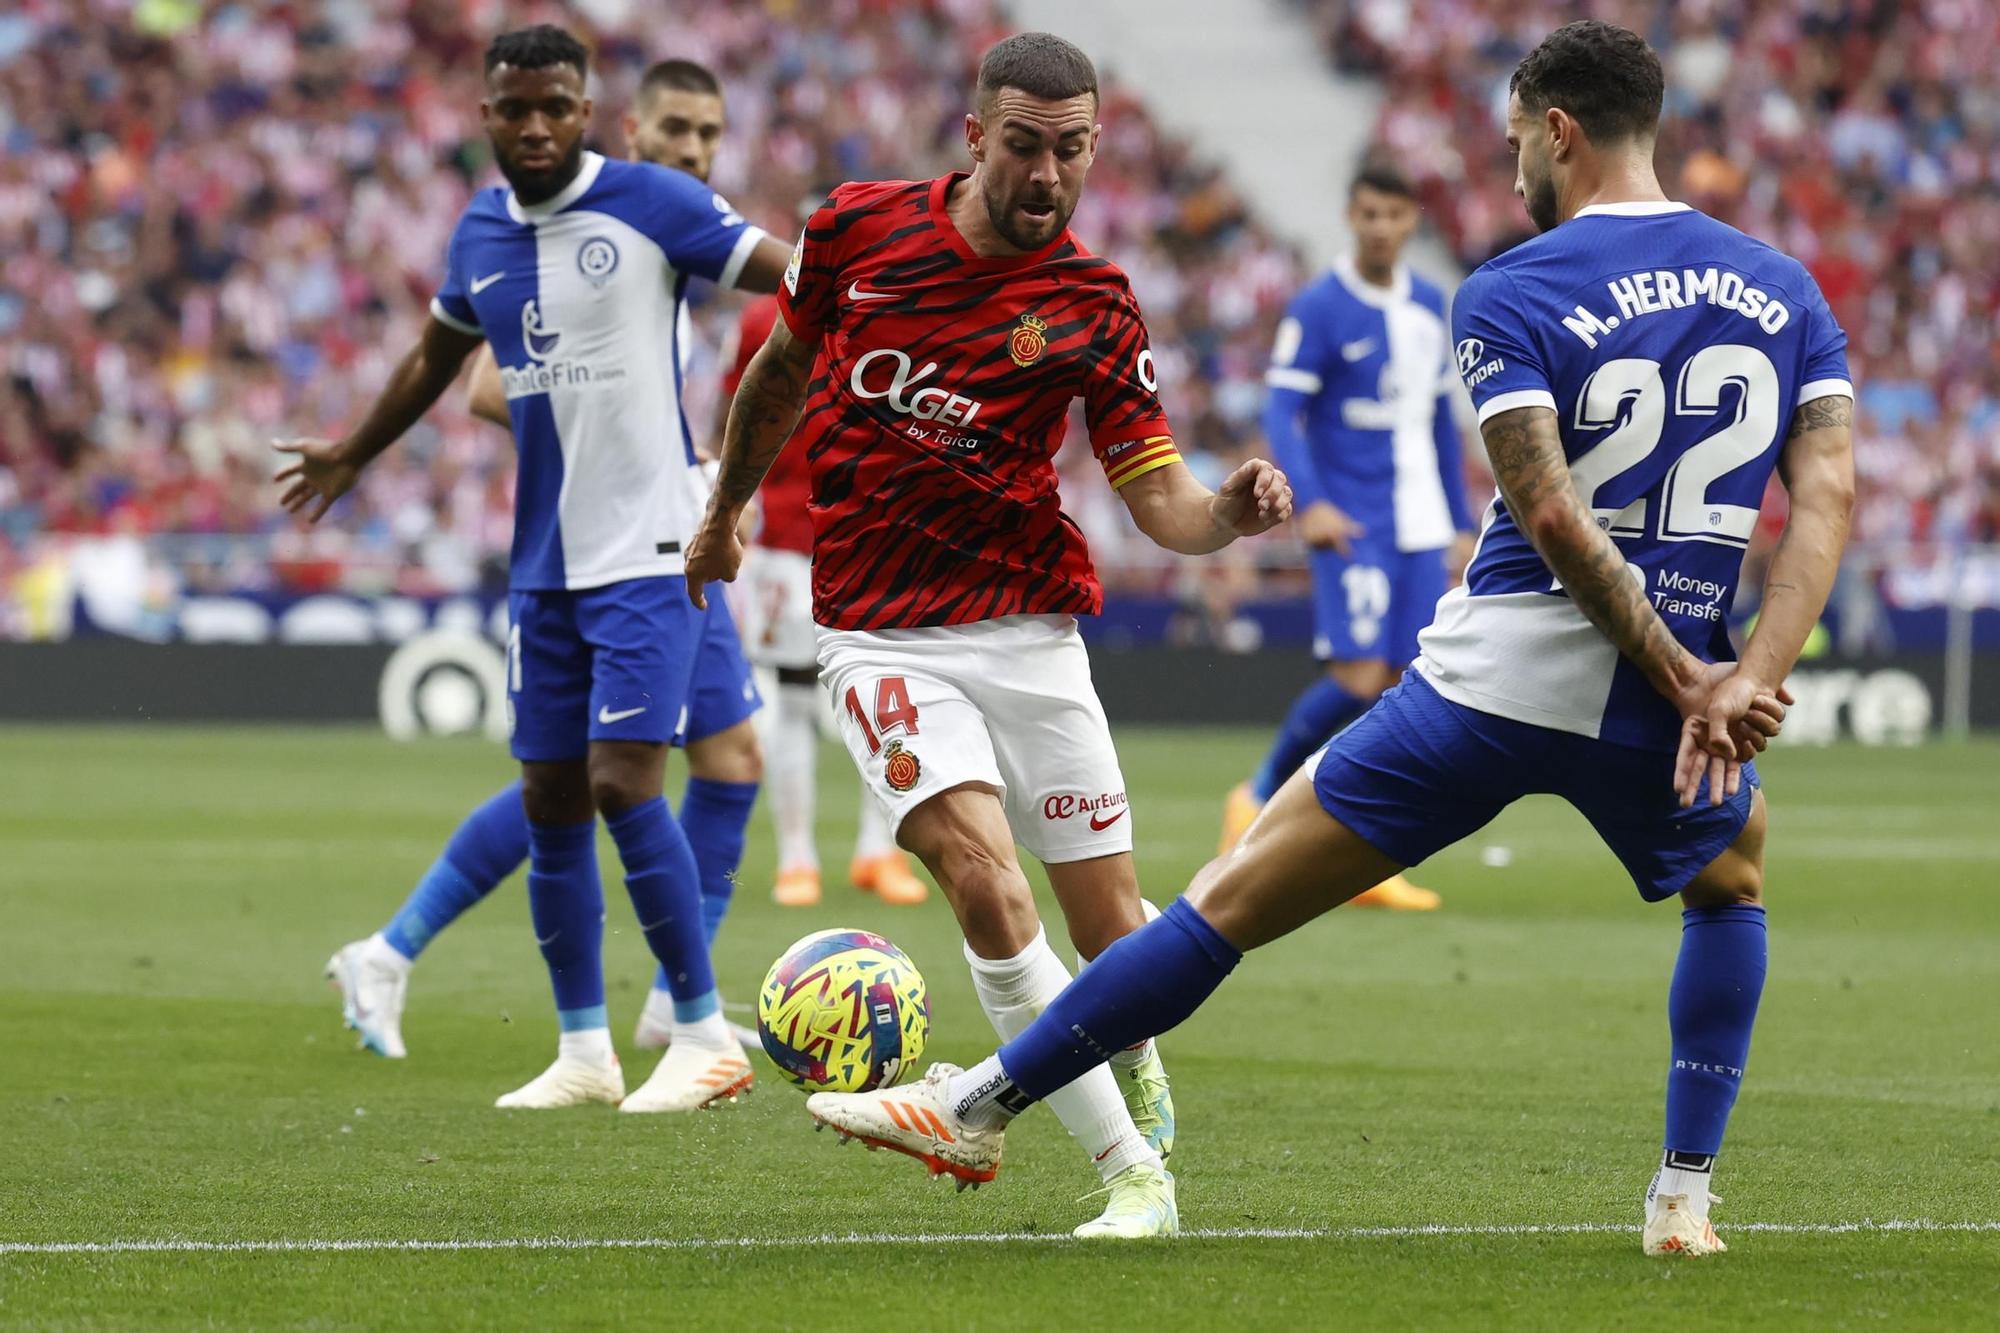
[1009,313,1048,367]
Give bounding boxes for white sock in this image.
[1648,1150,1717,1218]
[770,683,820,872]
[854,787,895,861]
[1075,898,1159,1070]
[962,929,1159,1184]
[672,1009,734,1053]
[362,932,412,975]
[947,1053,1022,1130]
[640,986,674,1023]
[558,1026,615,1065]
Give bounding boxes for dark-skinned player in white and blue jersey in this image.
[277,25,795,1114]
[805,21,1856,1261]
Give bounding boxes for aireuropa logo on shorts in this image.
[1043,791,1129,823]
[849,348,983,427]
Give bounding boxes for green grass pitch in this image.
[2,724,1997,1329]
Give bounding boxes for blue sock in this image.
[1250,676,1367,801]
[1664,904,1768,1156]
[678,777,758,953]
[605,798,718,1022]
[381,781,529,960]
[995,897,1240,1102]
[525,818,606,1032]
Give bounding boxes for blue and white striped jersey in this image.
[431,152,768,590]
[1416,202,1851,749]
[1263,258,1473,553]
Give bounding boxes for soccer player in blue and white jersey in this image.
[277,25,795,1113]
[323,57,767,1067]
[1222,163,1477,911]
[804,21,1855,1260]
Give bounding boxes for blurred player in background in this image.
[324,57,767,1063]
[806,21,1853,1262]
[1221,163,1477,911]
[685,32,1292,1238]
[280,26,794,1112]
[723,291,928,909]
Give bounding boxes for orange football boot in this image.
[772,866,822,907]
[850,851,928,905]
[1219,781,1263,853]
[1346,873,1442,911]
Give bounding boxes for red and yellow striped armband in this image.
[1100,435,1182,490]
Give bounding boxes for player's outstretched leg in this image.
[811,773,1398,1206]
[327,781,529,1058]
[1071,897,1175,1162]
[497,802,625,1109]
[1644,794,1768,1258]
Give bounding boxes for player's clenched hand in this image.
[683,509,745,611]
[1211,459,1294,538]
[1296,499,1363,555]
[273,439,361,523]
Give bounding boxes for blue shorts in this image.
[1312,672,1759,902]
[679,594,762,745]
[507,576,700,761]
[1309,543,1448,665]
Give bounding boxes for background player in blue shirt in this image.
[322,58,768,1066]
[1223,164,1476,911]
[276,26,793,1114]
[806,21,1856,1263]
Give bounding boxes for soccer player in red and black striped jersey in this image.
[685,33,1293,1238]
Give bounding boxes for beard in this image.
[498,136,585,205]
[1523,166,1560,234]
[982,181,1074,253]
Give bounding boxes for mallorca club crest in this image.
[1008,312,1048,368]
[882,739,922,793]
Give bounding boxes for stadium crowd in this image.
[1300,0,2000,561]
[0,0,1303,633]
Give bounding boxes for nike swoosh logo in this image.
[1341,339,1376,361]
[1093,1139,1128,1163]
[847,281,896,302]
[1089,808,1128,832]
[470,272,506,294]
[534,930,560,946]
[598,705,647,724]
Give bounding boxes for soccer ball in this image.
[757,929,929,1094]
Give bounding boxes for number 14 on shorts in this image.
[844,677,918,755]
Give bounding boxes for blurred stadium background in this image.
[2,0,1995,739]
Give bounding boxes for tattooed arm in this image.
[683,317,818,608]
[1481,405,1706,706]
[1738,394,1855,692]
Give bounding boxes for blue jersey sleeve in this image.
[1433,381,1475,533]
[633,166,768,290]
[429,209,481,335]
[1261,291,1337,507]
[1795,271,1853,404]
[1450,265,1555,427]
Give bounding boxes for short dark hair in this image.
[1509,20,1663,144]
[1350,161,1415,201]
[639,58,721,101]
[976,32,1097,112]
[484,24,589,81]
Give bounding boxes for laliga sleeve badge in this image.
[1008,313,1048,367]
[882,739,922,793]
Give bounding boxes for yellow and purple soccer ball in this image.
[757,929,930,1094]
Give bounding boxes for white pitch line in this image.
[3,1220,1996,1256]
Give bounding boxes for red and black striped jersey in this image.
[777,173,1180,630]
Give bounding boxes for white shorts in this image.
[815,614,1132,864]
[736,547,817,672]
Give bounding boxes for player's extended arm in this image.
[682,317,818,607]
[1734,396,1856,700]
[276,316,483,521]
[1261,386,1327,510]
[1117,458,1294,555]
[465,344,509,427]
[1433,391,1476,535]
[1482,406,1705,701]
[732,234,799,296]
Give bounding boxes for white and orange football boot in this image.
[620,1041,754,1114]
[773,866,822,908]
[850,851,928,905]
[806,1063,1003,1187]
[1643,1194,1728,1257]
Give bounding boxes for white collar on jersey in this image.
[505,151,606,225]
[1573,200,1692,219]
[1332,255,1411,308]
